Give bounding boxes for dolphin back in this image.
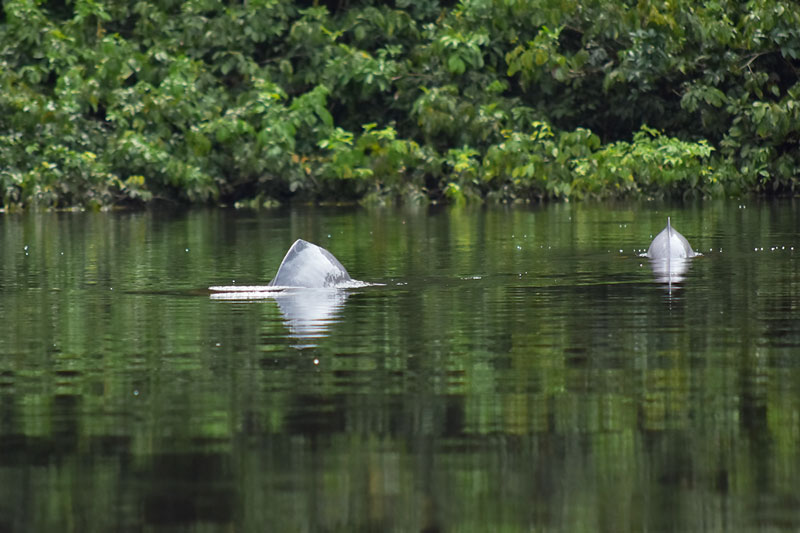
[646,217,698,259]
[269,239,352,288]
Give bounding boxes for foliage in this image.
[1,0,798,208]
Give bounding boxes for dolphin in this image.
[268,239,353,288]
[644,217,701,292]
[646,217,699,259]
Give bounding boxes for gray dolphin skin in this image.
[268,239,352,288]
[646,217,699,259]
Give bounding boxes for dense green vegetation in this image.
[1,0,799,208]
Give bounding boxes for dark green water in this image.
[1,200,798,532]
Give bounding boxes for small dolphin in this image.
[646,217,700,259]
[268,239,353,288]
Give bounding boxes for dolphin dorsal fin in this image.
[666,217,672,258]
[666,217,672,288]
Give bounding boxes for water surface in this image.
[0,200,798,531]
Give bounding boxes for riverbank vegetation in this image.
[1,0,799,208]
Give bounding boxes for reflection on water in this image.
[648,256,692,286]
[0,201,799,531]
[210,285,350,348]
[273,289,349,346]
[142,452,235,526]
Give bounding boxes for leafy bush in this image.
[1,0,797,208]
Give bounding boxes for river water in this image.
[0,199,798,531]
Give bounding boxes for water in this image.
[0,200,798,531]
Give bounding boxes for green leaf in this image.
[447,54,466,75]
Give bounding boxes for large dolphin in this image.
[209,239,365,347]
[268,239,353,288]
[646,217,700,259]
